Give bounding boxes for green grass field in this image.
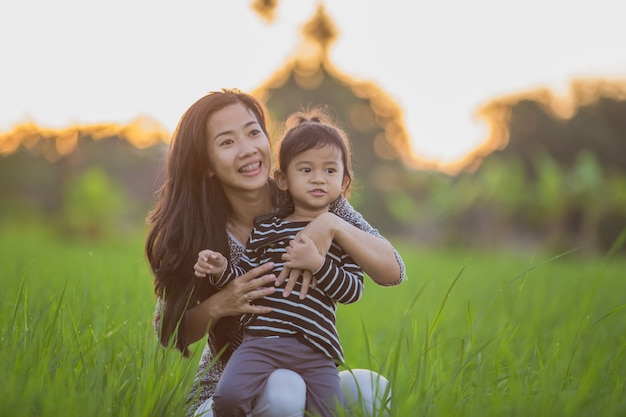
[2,226,625,416]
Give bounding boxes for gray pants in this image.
[212,335,343,417]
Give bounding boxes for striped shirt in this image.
[210,213,364,363]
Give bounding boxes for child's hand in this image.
[194,249,227,277]
[283,233,324,273]
[278,234,324,299]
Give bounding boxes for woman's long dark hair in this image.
[145,89,270,357]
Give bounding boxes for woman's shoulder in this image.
[330,197,379,234]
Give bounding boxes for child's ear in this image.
[274,170,289,191]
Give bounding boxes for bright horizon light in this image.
[1,0,625,170]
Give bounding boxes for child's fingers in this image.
[282,268,301,297]
[194,259,211,277]
[299,270,312,299]
[193,264,207,277]
[209,253,223,263]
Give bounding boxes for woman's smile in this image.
[239,161,263,175]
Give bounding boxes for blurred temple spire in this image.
[250,3,472,175]
[252,0,279,23]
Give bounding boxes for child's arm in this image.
[314,251,363,305]
[285,234,363,304]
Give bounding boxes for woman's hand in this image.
[184,262,276,344]
[212,263,276,316]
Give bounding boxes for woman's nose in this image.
[239,141,257,158]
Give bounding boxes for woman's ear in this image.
[274,170,289,191]
[341,176,351,194]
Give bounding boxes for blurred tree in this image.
[262,66,409,234]
[256,3,417,234]
[565,151,605,253]
[58,166,129,239]
[0,148,63,214]
[525,152,569,249]
[599,174,626,252]
[2,1,625,255]
[479,85,626,254]
[498,95,626,176]
[0,133,164,238]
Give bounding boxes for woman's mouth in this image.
[239,161,262,175]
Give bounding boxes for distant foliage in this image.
[0,135,164,240]
[0,75,624,254]
[262,68,626,255]
[58,166,129,239]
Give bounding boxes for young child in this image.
[196,109,363,417]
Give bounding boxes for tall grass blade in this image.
[7,273,27,344]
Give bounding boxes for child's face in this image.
[276,144,349,216]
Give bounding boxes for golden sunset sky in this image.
[1,0,625,165]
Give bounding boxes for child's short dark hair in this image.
[277,108,353,196]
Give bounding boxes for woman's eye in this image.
[249,129,261,137]
[219,139,234,146]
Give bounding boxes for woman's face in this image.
[205,103,271,194]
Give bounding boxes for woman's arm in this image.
[181,262,277,345]
[279,233,364,303]
[304,211,404,285]
[328,197,406,285]
[276,198,406,295]
[277,213,406,295]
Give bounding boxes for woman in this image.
[145,89,405,417]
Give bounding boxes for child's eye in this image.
[299,167,311,173]
[325,168,337,174]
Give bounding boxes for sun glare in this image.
[1,3,624,176]
[474,77,626,171]
[0,116,169,162]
